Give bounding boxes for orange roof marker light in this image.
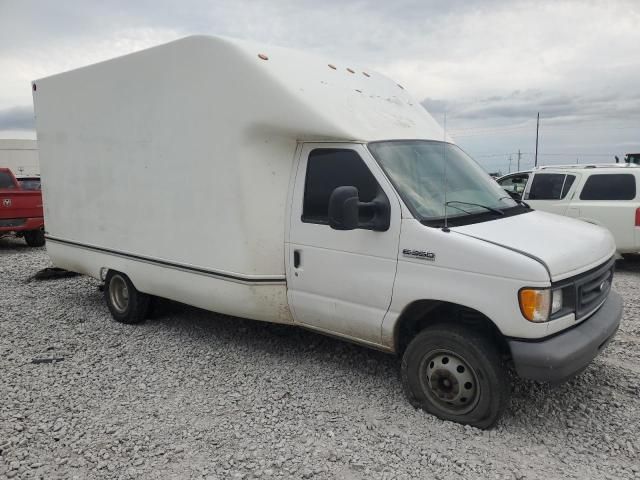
[328,64,336,70]
[346,68,355,74]
[258,53,269,60]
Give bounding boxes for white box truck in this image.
[32,36,623,428]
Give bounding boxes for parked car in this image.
[497,164,640,255]
[33,35,622,428]
[0,168,45,246]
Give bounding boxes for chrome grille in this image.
[552,257,615,321]
[574,259,615,319]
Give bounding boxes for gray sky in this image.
[1,0,639,172]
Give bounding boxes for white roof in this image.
[35,35,446,143]
[535,163,640,172]
[0,139,39,176]
[0,139,37,150]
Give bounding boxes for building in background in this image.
[0,139,39,176]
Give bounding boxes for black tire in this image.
[401,325,509,429]
[104,271,150,324]
[24,229,45,247]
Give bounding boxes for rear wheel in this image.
[24,229,45,247]
[104,271,150,324]
[401,325,509,429]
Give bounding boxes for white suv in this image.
[498,164,640,254]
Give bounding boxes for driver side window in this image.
[302,149,383,225]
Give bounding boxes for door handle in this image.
[293,249,302,269]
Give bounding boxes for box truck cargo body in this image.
[32,36,444,326]
[33,36,623,428]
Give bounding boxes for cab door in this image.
[286,143,401,345]
[524,172,579,215]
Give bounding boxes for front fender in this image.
[381,261,553,350]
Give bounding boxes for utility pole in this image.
[534,112,540,167]
[443,111,446,136]
[508,155,512,173]
[517,150,521,171]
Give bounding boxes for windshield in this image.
[18,179,41,190]
[368,140,522,226]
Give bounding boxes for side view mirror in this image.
[328,186,390,231]
[328,186,360,230]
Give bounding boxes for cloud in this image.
[424,90,640,123]
[1,0,639,167]
[0,106,35,130]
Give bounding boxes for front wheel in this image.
[24,229,45,247]
[401,325,509,429]
[104,271,150,324]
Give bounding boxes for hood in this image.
[452,210,616,281]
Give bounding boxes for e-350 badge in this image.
[402,248,435,261]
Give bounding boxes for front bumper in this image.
[508,290,623,383]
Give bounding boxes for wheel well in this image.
[394,300,509,357]
[104,268,133,286]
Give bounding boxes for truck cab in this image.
[0,167,45,246]
[284,141,621,428]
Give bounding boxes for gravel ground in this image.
[1,237,639,480]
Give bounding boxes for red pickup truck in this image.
[0,168,45,246]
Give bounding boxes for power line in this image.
[449,122,535,134]
[531,152,619,156]
[473,151,619,158]
[449,121,640,138]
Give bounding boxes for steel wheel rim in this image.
[419,349,480,415]
[109,275,130,314]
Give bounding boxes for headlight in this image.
[519,287,565,322]
[550,288,563,315]
[519,288,551,322]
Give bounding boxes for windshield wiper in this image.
[498,195,530,209]
[445,200,504,216]
[444,203,473,215]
